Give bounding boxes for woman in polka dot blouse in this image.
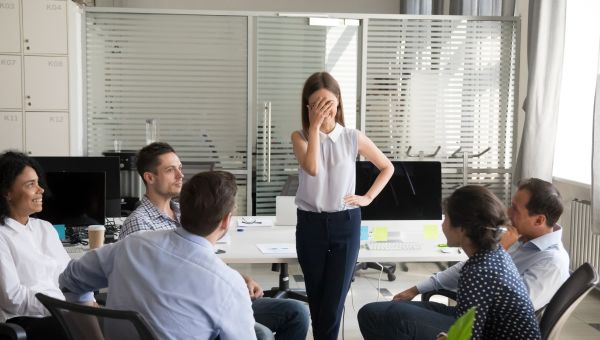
[359,185,541,339]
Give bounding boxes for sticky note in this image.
[372,226,388,241]
[53,224,66,241]
[423,224,439,240]
[360,226,369,241]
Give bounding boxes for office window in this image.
[552,0,600,185]
[365,18,518,202]
[85,12,249,213]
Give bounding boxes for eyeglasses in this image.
[241,217,262,224]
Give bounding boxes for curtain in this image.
[593,42,600,234]
[513,0,566,183]
[400,0,515,15]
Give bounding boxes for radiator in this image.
[569,199,600,274]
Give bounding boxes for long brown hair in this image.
[301,72,345,136]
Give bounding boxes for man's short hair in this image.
[517,178,563,227]
[136,142,176,185]
[179,171,237,236]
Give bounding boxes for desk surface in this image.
[218,217,466,264]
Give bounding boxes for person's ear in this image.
[534,214,546,227]
[143,172,154,184]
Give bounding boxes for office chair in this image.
[421,262,599,339]
[0,322,27,340]
[539,262,598,339]
[35,293,158,340]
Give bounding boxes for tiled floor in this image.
[231,262,600,340]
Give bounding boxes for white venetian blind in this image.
[85,12,249,213]
[365,17,517,202]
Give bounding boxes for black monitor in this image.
[35,172,106,228]
[355,161,442,220]
[33,157,121,221]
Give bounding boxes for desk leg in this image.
[263,263,308,302]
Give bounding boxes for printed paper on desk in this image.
[237,217,273,228]
[256,243,296,254]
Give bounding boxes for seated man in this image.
[60,171,256,339]
[120,142,309,340]
[358,178,569,337]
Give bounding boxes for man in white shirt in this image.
[120,142,309,340]
[358,178,569,337]
[60,171,257,339]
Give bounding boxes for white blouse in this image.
[295,123,359,212]
[0,217,71,321]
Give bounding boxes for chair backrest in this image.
[36,293,158,340]
[539,262,599,340]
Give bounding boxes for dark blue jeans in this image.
[296,208,361,340]
[253,297,309,340]
[358,300,457,340]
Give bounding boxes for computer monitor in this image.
[35,172,106,228]
[33,157,121,219]
[355,161,442,220]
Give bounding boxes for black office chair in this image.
[0,322,27,340]
[539,262,598,339]
[35,293,158,340]
[421,262,599,339]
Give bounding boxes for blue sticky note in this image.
[360,226,369,241]
[53,224,66,241]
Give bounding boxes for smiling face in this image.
[308,88,339,123]
[6,166,44,219]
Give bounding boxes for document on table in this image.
[256,243,296,254]
[237,217,274,228]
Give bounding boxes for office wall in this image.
[97,0,401,14]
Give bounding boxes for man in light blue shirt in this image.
[59,171,256,340]
[392,178,569,310]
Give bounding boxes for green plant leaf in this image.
[446,307,476,340]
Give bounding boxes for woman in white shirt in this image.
[291,72,394,340]
[0,151,71,339]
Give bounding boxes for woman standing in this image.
[0,151,92,339]
[292,72,393,339]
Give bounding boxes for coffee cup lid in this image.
[87,225,106,231]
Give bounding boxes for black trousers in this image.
[6,316,66,340]
[296,208,361,340]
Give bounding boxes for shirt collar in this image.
[524,224,563,251]
[141,195,180,221]
[319,123,344,143]
[174,227,213,249]
[3,217,31,233]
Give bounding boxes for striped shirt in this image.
[119,196,180,239]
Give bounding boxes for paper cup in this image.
[87,225,106,249]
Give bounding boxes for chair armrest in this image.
[0,322,27,340]
[421,289,458,302]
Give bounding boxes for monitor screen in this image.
[355,161,442,220]
[35,172,106,228]
[33,157,121,218]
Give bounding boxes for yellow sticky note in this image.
[372,227,388,241]
[423,224,439,240]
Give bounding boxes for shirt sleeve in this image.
[216,275,257,340]
[416,261,465,293]
[59,242,119,300]
[0,238,49,317]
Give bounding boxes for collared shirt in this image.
[456,247,541,339]
[295,123,359,213]
[0,217,71,321]
[416,226,569,310]
[119,195,181,239]
[59,228,256,340]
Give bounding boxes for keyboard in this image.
[366,241,421,251]
[64,246,85,254]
